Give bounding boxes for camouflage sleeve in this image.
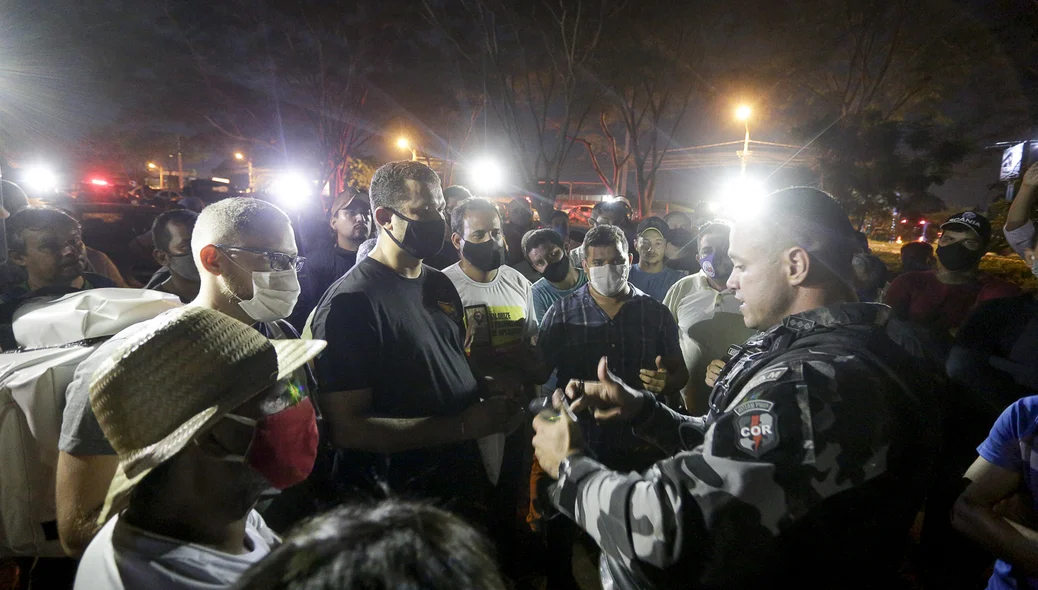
[549,359,888,579]
[629,395,707,454]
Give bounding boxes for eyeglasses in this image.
[215,244,306,272]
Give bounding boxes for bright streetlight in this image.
[709,177,767,221]
[469,157,504,194]
[396,137,417,161]
[23,165,58,193]
[233,152,253,191]
[147,162,166,189]
[735,104,753,176]
[269,171,313,210]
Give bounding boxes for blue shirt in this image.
[977,396,1038,590]
[537,283,681,471]
[628,264,683,302]
[531,269,588,323]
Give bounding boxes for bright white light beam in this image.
[269,172,313,210]
[23,166,58,192]
[469,157,504,193]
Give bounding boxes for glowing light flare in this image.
[147,162,158,170]
[23,166,58,192]
[396,137,411,150]
[469,157,504,193]
[735,105,752,122]
[710,177,767,221]
[234,152,245,161]
[269,172,313,210]
[918,220,927,225]
[89,178,109,186]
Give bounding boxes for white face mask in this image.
[237,269,301,322]
[588,263,629,297]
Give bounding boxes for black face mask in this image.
[936,242,983,272]
[384,208,446,260]
[541,254,571,283]
[462,238,504,272]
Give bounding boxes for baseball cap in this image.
[940,211,991,244]
[330,189,369,216]
[636,216,669,240]
[89,306,326,524]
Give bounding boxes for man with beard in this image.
[662,221,754,413]
[884,211,1019,342]
[289,189,371,330]
[74,306,324,589]
[58,198,306,555]
[0,208,116,306]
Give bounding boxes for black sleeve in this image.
[313,291,379,393]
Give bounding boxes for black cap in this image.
[940,211,991,245]
[636,216,669,240]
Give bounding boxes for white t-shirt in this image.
[443,262,537,485]
[443,263,538,349]
[74,510,280,590]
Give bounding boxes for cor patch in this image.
[733,399,779,458]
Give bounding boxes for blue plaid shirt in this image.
[538,283,681,470]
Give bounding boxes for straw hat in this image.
[89,305,326,524]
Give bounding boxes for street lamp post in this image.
[147,162,165,189]
[396,137,418,161]
[735,105,752,177]
[234,152,253,191]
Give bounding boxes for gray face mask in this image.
[168,252,201,282]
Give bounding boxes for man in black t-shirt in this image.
[311,161,524,524]
[289,189,371,330]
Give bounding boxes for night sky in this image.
[1,0,1035,209]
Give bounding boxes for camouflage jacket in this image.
[548,302,939,589]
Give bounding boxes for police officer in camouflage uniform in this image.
[532,187,939,589]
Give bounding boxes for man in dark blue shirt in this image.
[289,189,371,330]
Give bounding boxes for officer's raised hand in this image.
[532,407,585,479]
[557,356,647,423]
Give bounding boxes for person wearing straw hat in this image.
[74,306,325,590]
[58,197,306,556]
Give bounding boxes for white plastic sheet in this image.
[12,288,182,349]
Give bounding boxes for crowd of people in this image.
[0,158,1037,590]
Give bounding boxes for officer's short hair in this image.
[752,187,857,285]
[583,224,628,255]
[233,501,506,590]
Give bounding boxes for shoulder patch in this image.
[743,365,790,392]
[733,400,779,458]
[437,301,458,320]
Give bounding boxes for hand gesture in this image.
[556,356,647,423]
[462,396,525,439]
[639,355,668,394]
[704,359,726,388]
[532,407,585,479]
